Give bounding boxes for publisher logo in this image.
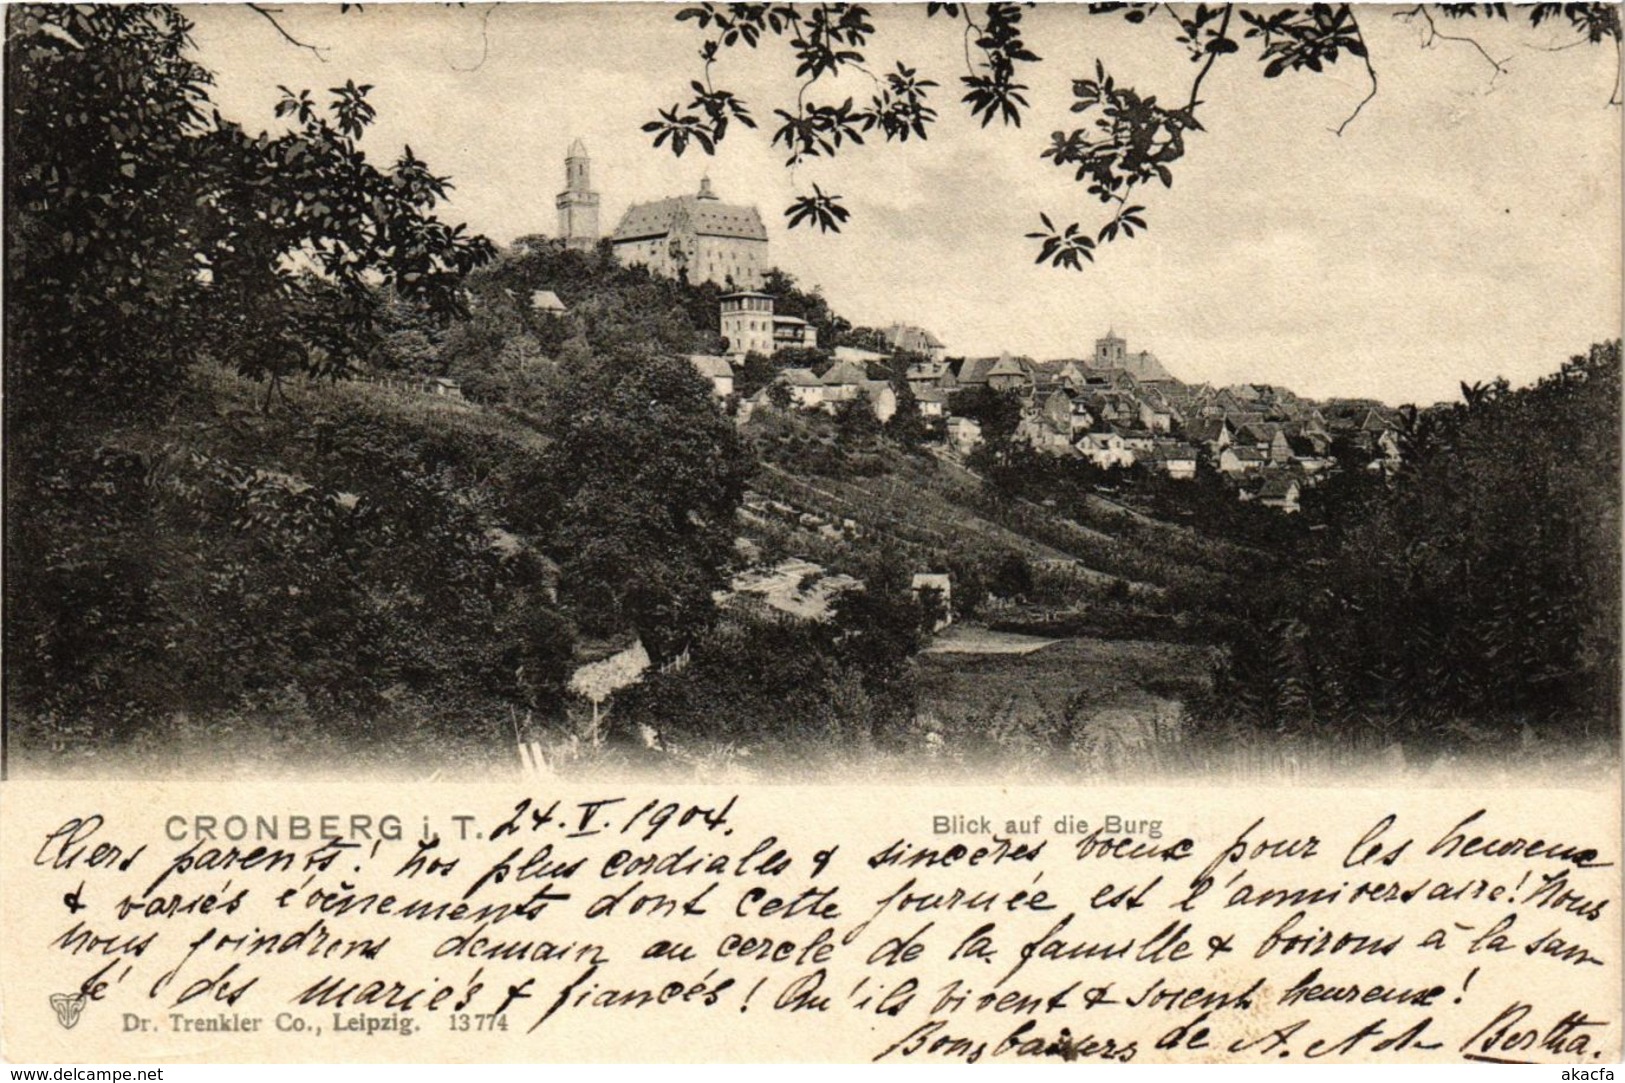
[51,992,88,1030]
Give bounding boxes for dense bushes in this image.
[4,351,748,745]
[1197,342,1621,741]
[4,372,562,737]
[617,549,929,751]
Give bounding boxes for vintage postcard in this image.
[2,0,1620,1068]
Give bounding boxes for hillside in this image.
[736,408,1272,629]
[7,356,1262,778]
[10,204,1614,782]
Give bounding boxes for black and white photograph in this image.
[2,4,1623,1071]
[4,1,1620,783]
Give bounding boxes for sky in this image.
[185,3,1622,405]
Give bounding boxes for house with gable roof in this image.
[1257,474,1302,513]
[1219,445,1267,474]
[777,367,825,407]
[1078,430,1135,469]
[1147,441,1199,480]
[688,354,735,398]
[887,324,947,360]
[985,353,1032,392]
[818,359,871,403]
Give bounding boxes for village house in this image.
[1282,422,1332,456]
[1370,427,1404,472]
[1115,427,1157,453]
[887,324,947,361]
[1088,390,1140,427]
[1078,430,1135,469]
[1147,441,1199,480]
[1138,390,1177,433]
[1219,445,1267,474]
[818,359,870,403]
[772,314,818,352]
[914,386,950,418]
[1016,409,1075,454]
[1292,449,1336,474]
[1257,474,1302,513]
[1067,398,1095,434]
[1041,388,1075,433]
[1184,416,1232,455]
[1044,360,1077,388]
[948,356,992,391]
[1236,421,1293,464]
[905,359,950,389]
[777,367,824,408]
[688,355,735,398]
[1161,382,1211,415]
[985,353,1032,393]
[859,380,897,423]
[946,416,983,454]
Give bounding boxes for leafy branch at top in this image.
[643,2,1622,263]
[647,3,980,235]
[957,3,1041,128]
[247,3,329,61]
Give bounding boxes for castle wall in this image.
[614,234,767,288]
[694,235,765,288]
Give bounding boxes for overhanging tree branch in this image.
[1185,4,1234,111]
[247,3,328,61]
[1331,9,1378,137]
[448,2,500,74]
[645,2,1618,268]
[1396,4,1510,88]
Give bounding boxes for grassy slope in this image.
[10,364,559,779]
[14,371,1268,780]
[741,423,1253,607]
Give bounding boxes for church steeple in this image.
[697,174,718,201]
[556,137,600,250]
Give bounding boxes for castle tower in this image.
[1095,329,1127,368]
[555,137,600,251]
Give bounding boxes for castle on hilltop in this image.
[611,174,768,288]
[552,141,769,287]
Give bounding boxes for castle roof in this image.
[612,182,768,243]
